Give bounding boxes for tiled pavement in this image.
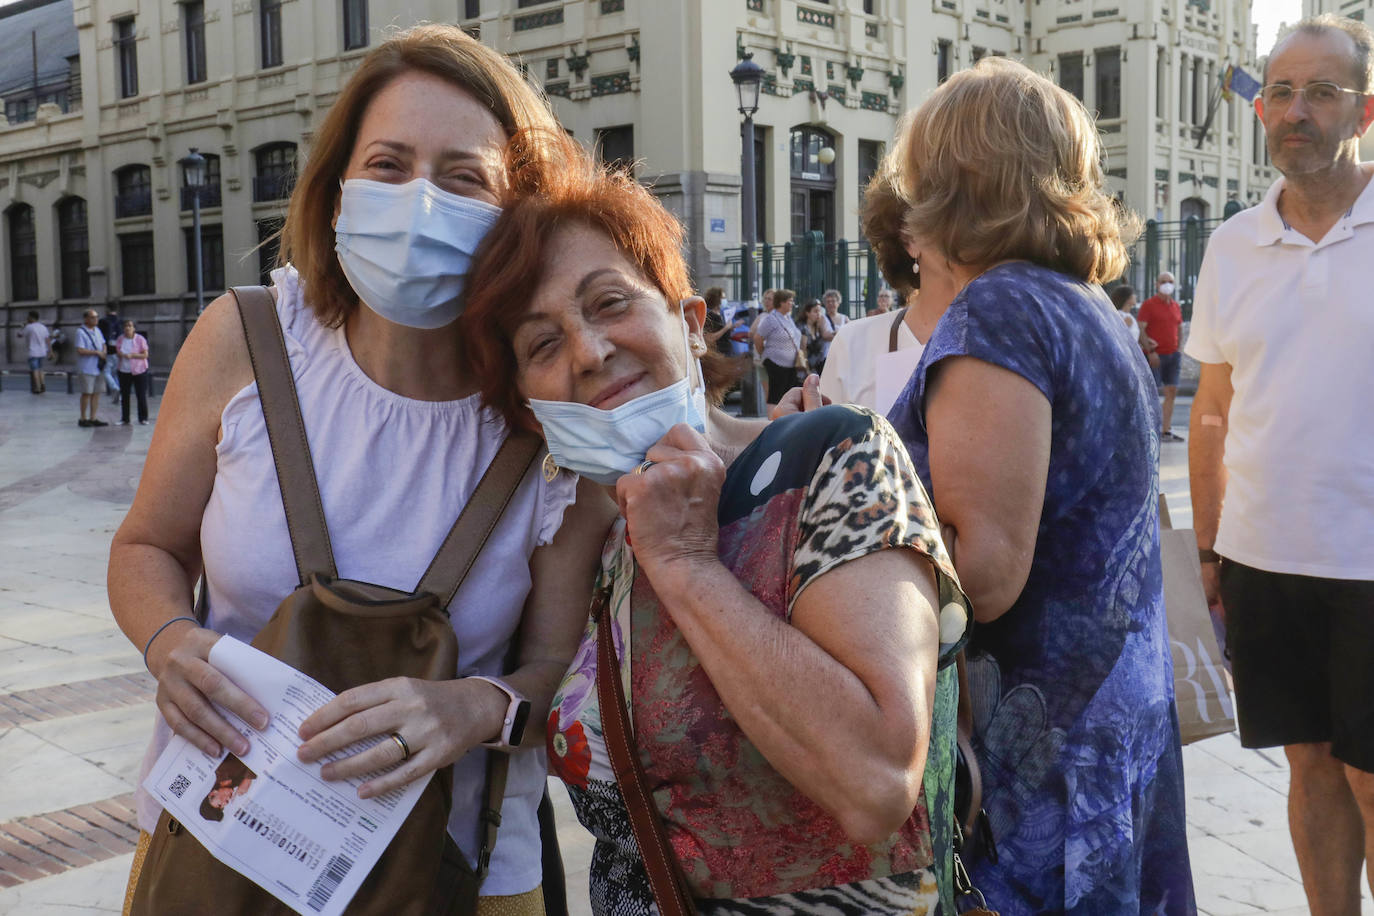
[0,386,1369,915]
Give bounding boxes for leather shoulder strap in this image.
[888,307,909,353]
[416,430,542,607]
[230,286,337,583]
[593,590,697,915]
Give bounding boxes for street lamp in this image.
[730,52,765,417]
[179,147,206,314]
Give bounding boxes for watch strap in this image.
[471,675,529,749]
[1198,547,1222,564]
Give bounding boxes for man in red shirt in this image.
[1138,271,1184,441]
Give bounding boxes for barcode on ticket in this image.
[168,774,191,798]
[306,853,354,911]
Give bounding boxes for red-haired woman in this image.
[462,142,970,914]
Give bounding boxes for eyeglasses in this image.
[1259,81,1367,108]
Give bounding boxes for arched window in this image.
[253,142,297,202]
[7,204,38,301]
[114,164,153,218]
[57,197,90,299]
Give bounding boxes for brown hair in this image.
[867,57,1138,286]
[774,288,796,307]
[278,24,560,327]
[461,135,741,430]
[1267,14,1374,92]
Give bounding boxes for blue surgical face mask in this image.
[334,178,500,329]
[528,315,708,485]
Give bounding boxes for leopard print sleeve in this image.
[787,409,967,652]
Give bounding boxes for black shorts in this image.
[1220,560,1374,772]
[1153,350,1181,388]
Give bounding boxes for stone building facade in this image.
[1,0,1274,367]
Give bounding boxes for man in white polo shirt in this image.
[1187,15,1374,914]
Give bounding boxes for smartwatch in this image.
[470,676,531,750]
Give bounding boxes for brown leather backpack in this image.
[130,287,539,915]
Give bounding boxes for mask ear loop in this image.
[678,300,706,394]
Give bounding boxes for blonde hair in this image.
[867,57,1138,287]
[279,24,559,327]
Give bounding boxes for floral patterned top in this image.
[547,406,969,915]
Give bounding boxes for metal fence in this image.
[724,232,884,318]
[729,217,1224,321]
[1120,216,1224,320]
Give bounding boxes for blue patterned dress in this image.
[888,262,1195,915]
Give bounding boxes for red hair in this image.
[461,134,740,430]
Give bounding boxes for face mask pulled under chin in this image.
[528,318,708,485]
[334,178,501,330]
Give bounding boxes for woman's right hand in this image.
[147,622,270,758]
[768,374,828,419]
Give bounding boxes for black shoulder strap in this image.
[888,307,909,354]
[415,431,542,607]
[231,286,337,584]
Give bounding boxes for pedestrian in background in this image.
[872,57,1194,914]
[1137,271,1184,441]
[868,286,896,316]
[1187,15,1374,916]
[115,319,151,425]
[701,285,732,355]
[1110,284,1156,368]
[20,310,50,394]
[98,305,122,400]
[799,298,828,375]
[752,287,801,403]
[820,287,846,358]
[74,309,107,428]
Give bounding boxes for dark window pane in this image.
[261,0,282,68]
[789,126,835,181]
[57,198,90,299]
[253,144,296,201]
[115,17,138,98]
[594,125,635,175]
[120,232,156,295]
[857,139,882,197]
[464,0,480,17]
[343,0,367,50]
[937,40,952,84]
[8,205,38,301]
[1095,48,1121,119]
[257,218,284,285]
[185,1,207,83]
[114,165,153,218]
[1058,52,1084,101]
[185,224,225,292]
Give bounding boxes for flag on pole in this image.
[1221,65,1235,102]
[1228,65,1262,102]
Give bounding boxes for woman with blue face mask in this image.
[110,26,612,913]
[462,141,971,915]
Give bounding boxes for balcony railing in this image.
[252,173,295,203]
[181,183,223,210]
[114,188,153,218]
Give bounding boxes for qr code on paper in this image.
[168,774,191,798]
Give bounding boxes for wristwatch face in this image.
[507,699,531,747]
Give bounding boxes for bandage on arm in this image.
[1199,414,1224,428]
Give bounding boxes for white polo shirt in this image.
[819,308,923,415]
[1186,172,1374,580]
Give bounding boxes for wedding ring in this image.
[390,732,411,761]
[634,460,656,475]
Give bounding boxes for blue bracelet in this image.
[143,616,199,670]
